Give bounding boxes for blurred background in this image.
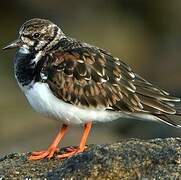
[0,0,181,156]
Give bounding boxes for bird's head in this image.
[3,18,65,52]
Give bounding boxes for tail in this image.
[134,74,181,128]
[155,114,181,128]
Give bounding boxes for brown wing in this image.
[41,46,181,118]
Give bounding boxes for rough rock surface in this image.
[0,138,181,179]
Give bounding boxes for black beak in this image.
[2,39,22,50]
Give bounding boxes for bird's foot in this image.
[65,145,87,152]
[57,147,85,159]
[29,146,59,160]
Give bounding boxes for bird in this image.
[3,18,181,160]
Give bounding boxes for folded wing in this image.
[40,42,181,127]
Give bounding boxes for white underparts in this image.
[24,82,168,125]
[24,82,123,124]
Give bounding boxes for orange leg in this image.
[29,124,68,160]
[57,122,92,159]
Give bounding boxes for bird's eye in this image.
[33,33,40,38]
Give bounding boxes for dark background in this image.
[0,0,181,156]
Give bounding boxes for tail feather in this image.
[133,74,181,128]
[176,108,181,115]
[155,114,181,128]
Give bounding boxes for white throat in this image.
[19,46,30,54]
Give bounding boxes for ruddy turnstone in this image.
[3,18,181,160]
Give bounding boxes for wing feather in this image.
[40,42,181,127]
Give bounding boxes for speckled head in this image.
[3,18,65,52]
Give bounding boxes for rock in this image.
[0,138,181,179]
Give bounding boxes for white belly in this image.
[24,82,122,124]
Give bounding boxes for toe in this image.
[47,147,59,159]
[29,151,50,160]
[57,151,75,159]
[31,151,46,155]
[56,148,85,159]
[29,147,59,160]
[65,147,77,152]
